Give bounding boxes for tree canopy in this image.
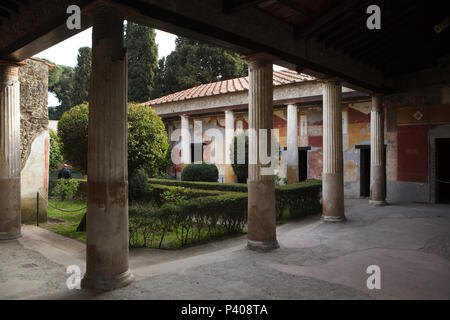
[152,37,248,98]
[125,22,158,103]
[46,46,91,120]
[58,103,169,176]
[71,47,92,106]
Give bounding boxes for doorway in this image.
[191,143,206,163]
[436,138,450,203]
[359,147,371,198]
[298,147,309,181]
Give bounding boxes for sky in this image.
[36,25,284,106]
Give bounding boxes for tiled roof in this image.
[143,69,315,106]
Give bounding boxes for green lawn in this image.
[41,200,87,243]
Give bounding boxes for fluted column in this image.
[81,5,134,290]
[370,94,386,205]
[224,110,235,183]
[286,104,299,184]
[246,53,278,251]
[181,115,191,165]
[0,61,23,240]
[322,80,345,222]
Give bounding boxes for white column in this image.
[181,115,191,165]
[322,80,345,222]
[246,53,278,251]
[286,104,299,184]
[224,110,235,182]
[81,5,133,290]
[370,94,386,205]
[0,61,23,240]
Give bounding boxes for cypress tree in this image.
[125,22,158,102]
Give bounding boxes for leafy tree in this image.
[49,129,63,172]
[47,63,75,119]
[58,103,89,172]
[58,103,169,177]
[44,46,91,120]
[71,47,92,106]
[153,37,248,97]
[125,22,158,102]
[127,103,169,176]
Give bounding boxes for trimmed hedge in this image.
[130,179,322,248]
[181,162,219,182]
[149,184,222,206]
[129,192,248,248]
[149,178,249,193]
[275,180,322,220]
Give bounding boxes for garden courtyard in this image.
[1,198,449,300]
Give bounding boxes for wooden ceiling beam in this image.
[336,2,420,54]
[0,1,20,14]
[223,0,267,14]
[276,0,312,19]
[293,0,362,40]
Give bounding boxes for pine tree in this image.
[153,37,248,98]
[47,63,75,119]
[125,22,158,102]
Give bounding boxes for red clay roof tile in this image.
[143,69,315,106]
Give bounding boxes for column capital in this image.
[0,60,26,67]
[318,77,342,84]
[0,60,26,83]
[371,94,383,112]
[244,52,274,66]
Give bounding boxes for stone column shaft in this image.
[322,81,345,222]
[370,95,386,205]
[0,61,22,240]
[286,104,299,184]
[82,5,133,290]
[181,115,191,165]
[224,110,235,183]
[246,54,278,251]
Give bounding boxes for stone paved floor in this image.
[1,199,449,300]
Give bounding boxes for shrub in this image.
[52,179,79,201]
[149,184,221,206]
[149,178,322,220]
[127,103,169,176]
[58,103,170,176]
[129,180,322,249]
[160,188,188,204]
[129,192,247,248]
[58,103,89,172]
[49,129,63,172]
[275,179,322,220]
[129,169,149,202]
[149,178,248,193]
[231,131,248,183]
[181,162,219,182]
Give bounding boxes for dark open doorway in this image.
[356,145,387,198]
[298,147,310,181]
[191,143,206,163]
[436,138,450,203]
[359,146,371,197]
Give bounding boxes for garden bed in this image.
[43,179,322,249]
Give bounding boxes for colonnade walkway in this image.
[1,199,449,300]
